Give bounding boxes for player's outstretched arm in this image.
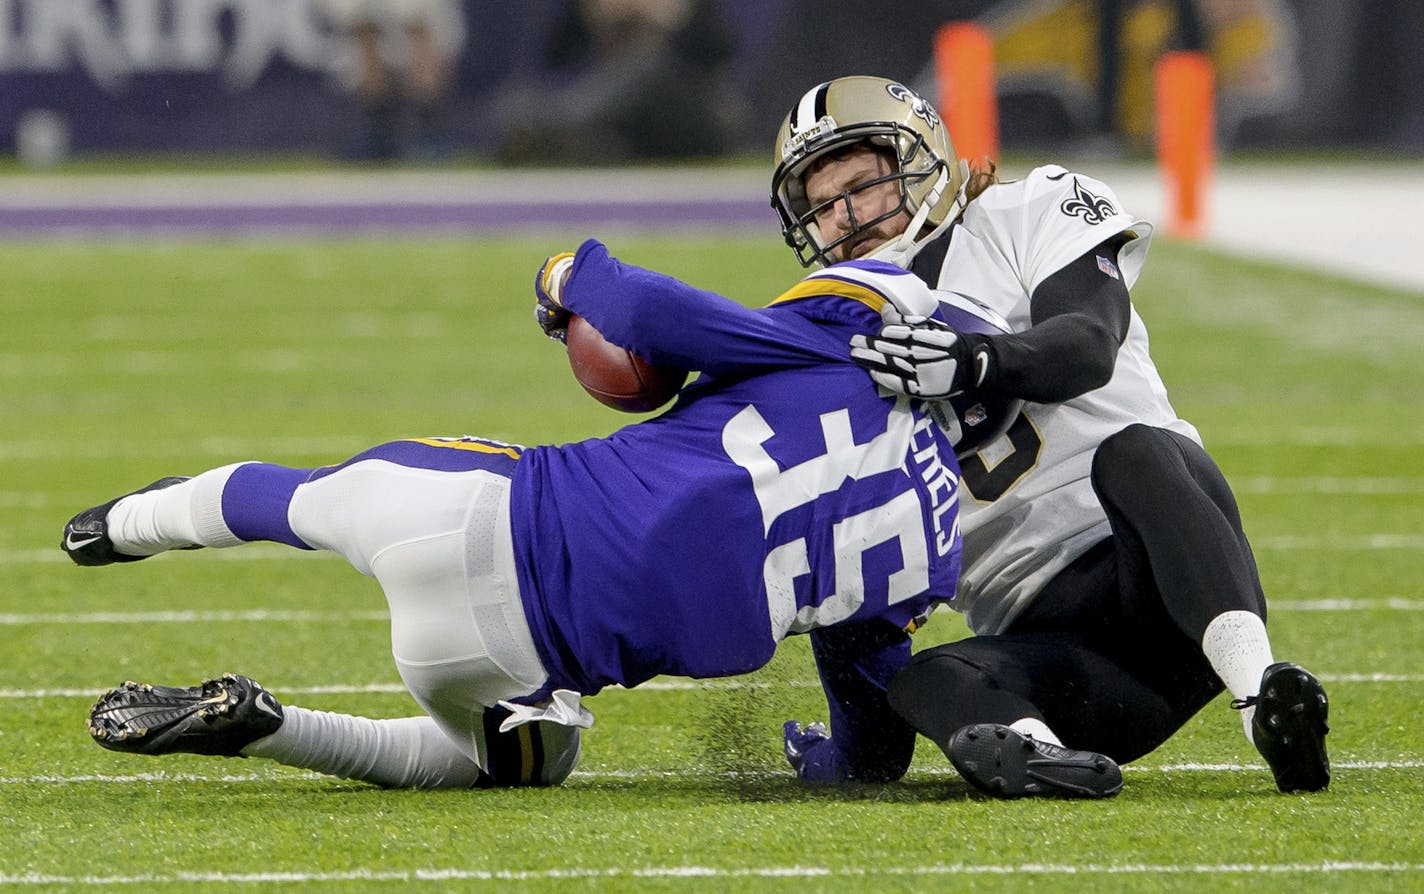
[556,239,836,376]
[787,623,917,784]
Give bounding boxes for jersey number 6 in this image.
[959,412,1043,503]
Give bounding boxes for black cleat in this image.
[1234,661,1330,793]
[947,723,1123,799]
[88,674,284,757]
[61,477,192,566]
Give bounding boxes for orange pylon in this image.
[934,22,999,164]
[1154,51,1215,239]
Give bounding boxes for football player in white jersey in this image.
[773,76,1329,797]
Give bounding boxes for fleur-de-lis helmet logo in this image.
[1059,177,1117,224]
[885,83,941,131]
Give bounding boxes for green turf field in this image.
[2,233,1421,891]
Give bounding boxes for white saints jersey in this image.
[925,165,1200,635]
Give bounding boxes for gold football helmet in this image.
[772,76,966,268]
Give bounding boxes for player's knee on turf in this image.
[889,646,1036,748]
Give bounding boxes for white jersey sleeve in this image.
[950,165,1151,306]
[926,166,1197,636]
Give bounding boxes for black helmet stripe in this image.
[790,82,831,132]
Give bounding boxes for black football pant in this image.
[889,423,1267,764]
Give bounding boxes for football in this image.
[566,314,687,413]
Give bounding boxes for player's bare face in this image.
[804,147,911,263]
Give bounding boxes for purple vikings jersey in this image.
[509,243,963,727]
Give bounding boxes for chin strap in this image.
[869,160,969,269]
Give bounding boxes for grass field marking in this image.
[2,672,1420,702]
[3,861,1423,886]
[9,475,1420,511]
[0,546,337,565]
[0,683,410,699]
[9,532,1424,568]
[0,680,826,700]
[0,609,390,625]
[0,491,49,508]
[3,598,1419,626]
[1,597,1419,629]
[571,760,1424,779]
[1232,477,1424,494]
[1254,534,1424,550]
[1320,673,1424,683]
[1136,760,1424,773]
[1273,598,1424,611]
[0,435,372,461]
[1206,426,1424,447]
[3,428,1424,462]
[6,760,1423,788]
[0,771,315,785]
[8,478,1419,511]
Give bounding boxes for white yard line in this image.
[0,609,389,625]
[2,860,1422,886]
[1,672,1416,702]
[0,435,371,460]
[10,478,1420,507]
[1,598,1416,627]
[7,532,1424,568]
[0,546,333,564]
[4,759,1421,788]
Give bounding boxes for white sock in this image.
[241,706,488,789]
[1201,610,1275,745]
[1009,716,1063,746]
[106,463,248,555]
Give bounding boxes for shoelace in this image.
[1229,695,1260,710]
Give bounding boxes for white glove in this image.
[850,312,990,399]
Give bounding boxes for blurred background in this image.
[1,0,1420,168]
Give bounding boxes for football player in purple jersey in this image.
[66,240,986,790]
[773,76,1328,797]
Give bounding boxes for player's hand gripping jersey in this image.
[509,242,962,775]
[908,166,1202,635]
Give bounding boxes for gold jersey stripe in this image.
[404,438,522,460]
[517,723,535,784]
[767,277,889,312]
